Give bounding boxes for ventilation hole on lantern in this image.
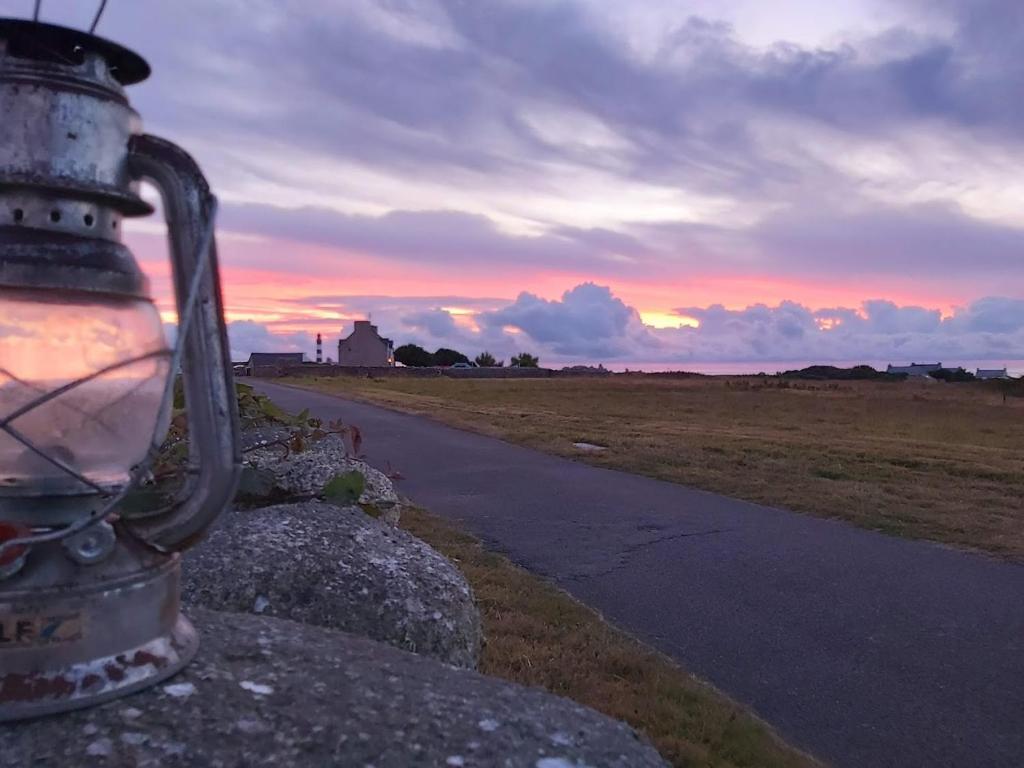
[50,210,62,223]
[111,220,118,229]
[84,214,95,227]
[12,209,24,223]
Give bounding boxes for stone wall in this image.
[279,364,611,380]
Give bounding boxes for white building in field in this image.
[976,368,1009,380]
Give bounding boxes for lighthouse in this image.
[316,333,323,363]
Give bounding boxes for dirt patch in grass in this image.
[291,375,1024,559]
[401,505,819,768]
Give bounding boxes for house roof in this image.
[340,321,392,347]
[887,363,943,373]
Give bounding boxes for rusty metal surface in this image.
[0,19,149,85]
[0,536,194,721]
[0,20,150,298]
[126,135,241,553]
[0,614,196,721]
[0,228,149,298]
[0,30,148,218]
[0,174,152,217]
[0,19,238,718]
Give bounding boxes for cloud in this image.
[637,199,1024,285]
[814,301,941,335]
[219,284,1024,367]
[274,294,509,352]
[946,296,1024,333]
[225,321,313,362]
[480,283,658,357]
[401,308,463,339]
[219,204,648,272]
[164,319,312,360]
[209,196,1024,298]
[6,0,1022,353]
[90,0,1024,229]
[749,203,1024,277]
[669,293,1024,364]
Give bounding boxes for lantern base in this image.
[0,534,197,722]
[0,614,197,722]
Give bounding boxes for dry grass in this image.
[294,375,1024,559]
[401,504,819,768]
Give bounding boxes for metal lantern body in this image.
[0,20,240,719]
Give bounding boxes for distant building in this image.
[337,320,395,367]
[976,368,1010,380]
[886,362,944,377]
[244,352,304,377]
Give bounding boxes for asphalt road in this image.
[254,380,1024,768]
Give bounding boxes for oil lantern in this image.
[0,19,241,719]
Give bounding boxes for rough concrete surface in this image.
[1,609,667,768]
[182,501,480,668]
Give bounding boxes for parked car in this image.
[451,361,476,369]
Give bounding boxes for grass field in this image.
[293,374,1024,559]
[401,504,819,768]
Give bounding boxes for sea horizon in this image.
[578,359,1024,377]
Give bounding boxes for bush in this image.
[434,347,471,366]
[929,367,976,383]
[474,351,503,367]
[781,365,904,381]
[510,352,539,368]
[395,344,435,367]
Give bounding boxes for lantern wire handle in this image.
[0,198,219,560]
[0,351,171,431]
[89,0,108,33]
[3,423,107,493]
[32,0,41,21]
[0,367,124,439]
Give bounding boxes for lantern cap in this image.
[0,18,150,86]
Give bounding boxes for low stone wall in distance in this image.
[281,364,564,379]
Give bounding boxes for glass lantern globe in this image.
[0,287,170,496]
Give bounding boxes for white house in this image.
[976,368,1010,380]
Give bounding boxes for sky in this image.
[8,0,1024,368]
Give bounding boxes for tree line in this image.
[394,344,539,368]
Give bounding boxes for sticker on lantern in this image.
[0,612,85,646]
